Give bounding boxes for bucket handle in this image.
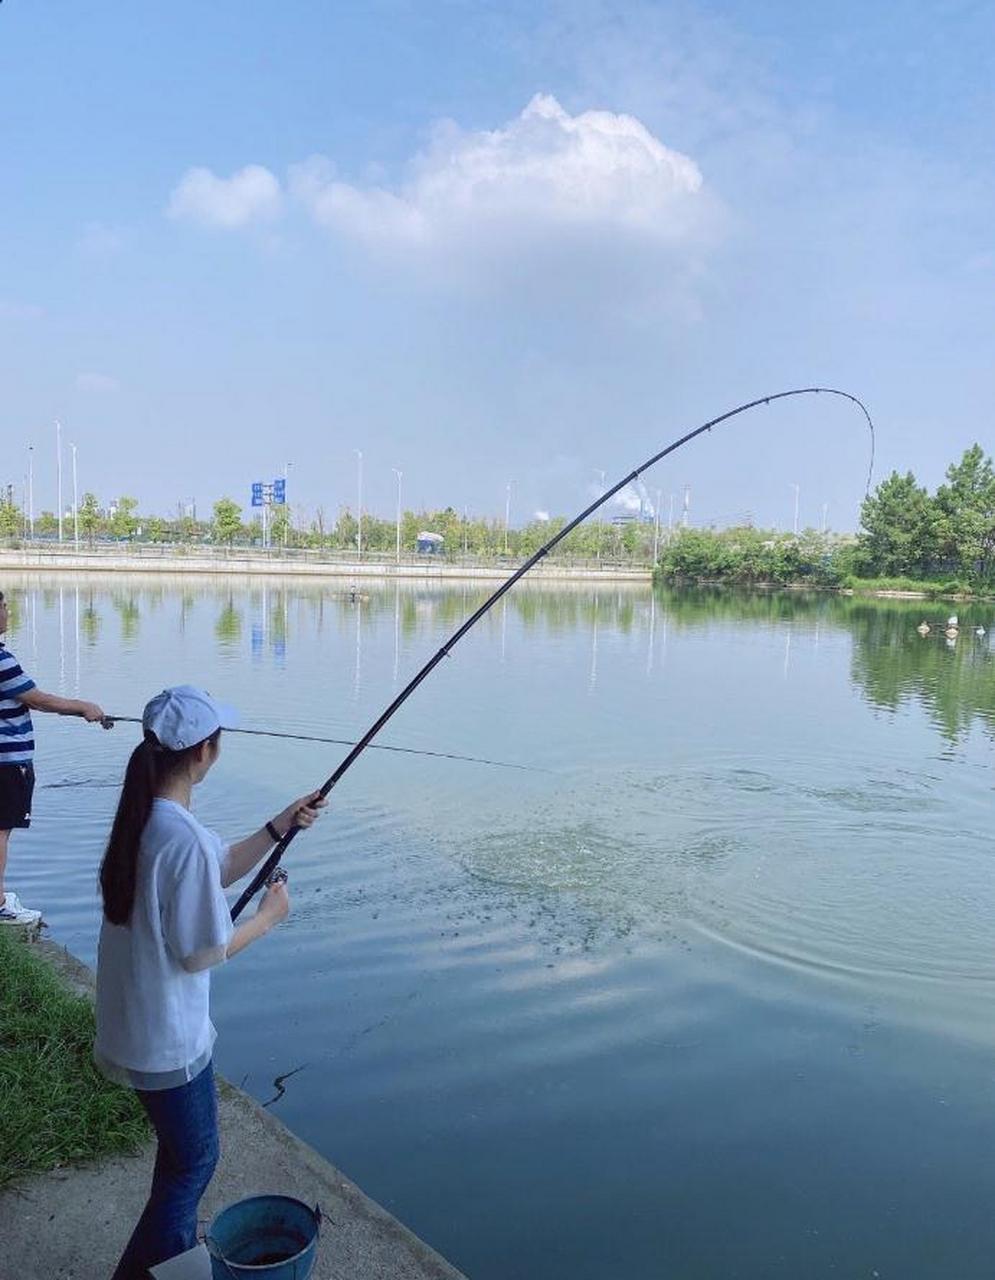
[204,1232,239,1280]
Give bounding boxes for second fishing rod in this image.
[231,386,876,921]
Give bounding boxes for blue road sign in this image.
[272,478,286,504]
[251,482,264,507]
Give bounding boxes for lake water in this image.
[5,573,995,1279]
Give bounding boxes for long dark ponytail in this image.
[99,729,221,925]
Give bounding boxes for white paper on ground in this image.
[150,1242,213,1279]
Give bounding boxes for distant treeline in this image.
[4,443,993,583]
[657,444,995,592]
[0,492,658,561]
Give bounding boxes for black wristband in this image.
[266,820,282,844]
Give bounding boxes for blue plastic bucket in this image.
[206,1195,321,1280]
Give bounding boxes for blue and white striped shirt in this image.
[0,644,36,765]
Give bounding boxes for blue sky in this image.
[2,0,993,532]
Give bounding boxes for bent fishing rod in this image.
[232,386,875,920]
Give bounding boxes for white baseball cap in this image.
[142,685,239,751]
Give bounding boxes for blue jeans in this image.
[111,1060,220,1279]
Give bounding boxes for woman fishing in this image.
[94,685,325,1279]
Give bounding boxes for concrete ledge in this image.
[0,548,650,583]
[0,938,467,1280]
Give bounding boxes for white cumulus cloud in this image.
[167,164,283,228]
[291,94,706,250]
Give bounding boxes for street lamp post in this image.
[653,488,662,563]
[70,443,79,549]
[392,468,402,564]
[504,482,513,556]
[56,421,63,542]
[27,445,34,539]
[354,449,363,559]
[791,483,800,536]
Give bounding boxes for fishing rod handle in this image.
[231,828,298,920]
[230,770,341,919]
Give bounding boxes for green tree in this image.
[0,493,22,539]
[400,510,420,553]
[36,510,58,537]
[857,471,938,578]
[212,498,243,546]
[933,445,995,582]
[110,496,139,540]
[335,509,358,551]
[79,492,101,546]
[268,505,290,547]
[146,515,167,543]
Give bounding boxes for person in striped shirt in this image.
[0,590,108,924]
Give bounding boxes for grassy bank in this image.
[0,930,148,1188]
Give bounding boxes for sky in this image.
[2,0,994,533]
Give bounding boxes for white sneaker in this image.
[0,892,42,925]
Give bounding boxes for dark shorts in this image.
[0,762,35,830]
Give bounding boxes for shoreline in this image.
[655,575,991,603]
[0,933,467,1280]
[0,547,651,583]
[5,548,986,601]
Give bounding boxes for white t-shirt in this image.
[95,798,234,1090]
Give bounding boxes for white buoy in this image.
[916,621,930,635]
[948,614,959,627]
[976,626,986,636]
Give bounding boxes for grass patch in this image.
[0,930,148,1188]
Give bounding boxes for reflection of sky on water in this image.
[6,573,995,1279]
[10,572,995,998]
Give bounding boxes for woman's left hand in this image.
[272,791,327,836]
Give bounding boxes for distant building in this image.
[417,531,444,554]
[610,512,653,527]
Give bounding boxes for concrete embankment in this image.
[0,547,651,583]
[0,937,468,1280]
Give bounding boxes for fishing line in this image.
[103,717,541,773]
[232,387,876,921]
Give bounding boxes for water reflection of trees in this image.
[845,603,995,740]
[653,584,837,627]
[660,587,995,741]
[111,592,140,640]
[215,599,242,647]
[81,596,100,645]
[12,575,995,743]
